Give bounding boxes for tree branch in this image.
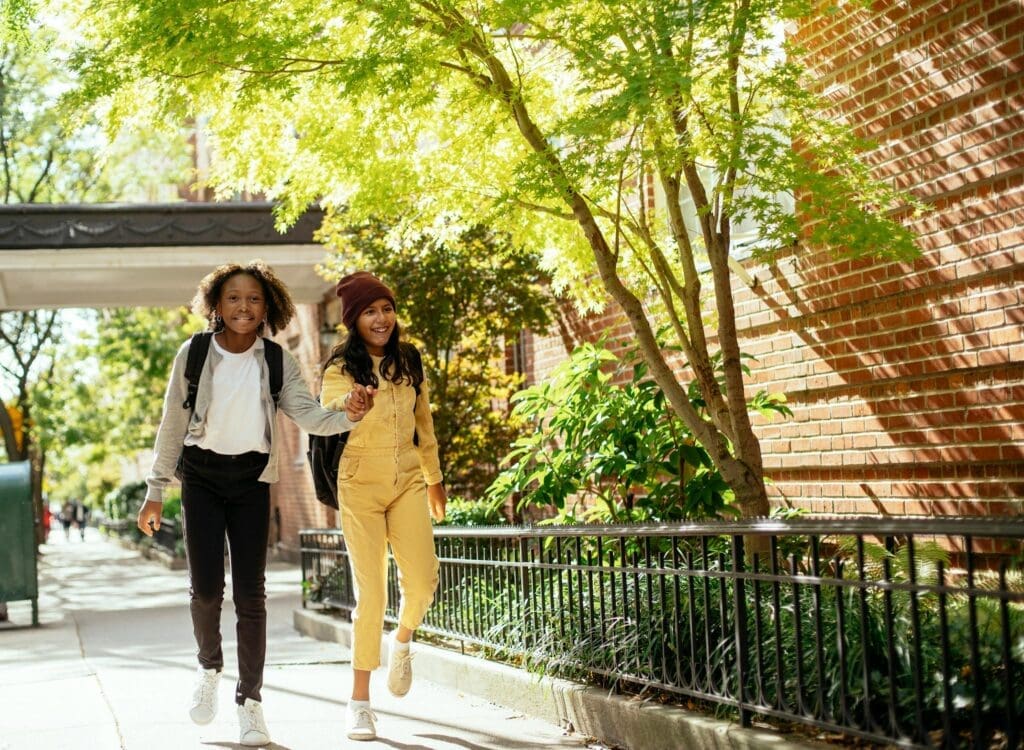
[26,145,55,202]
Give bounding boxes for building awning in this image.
[0,203,332,309]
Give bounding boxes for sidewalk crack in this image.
[72,611,128,750]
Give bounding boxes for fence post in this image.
[519,534,534,650]
[732,533,750,728]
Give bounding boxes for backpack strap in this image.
[182,332,213,411]
[263,338,284,409]
[182,333,284,412]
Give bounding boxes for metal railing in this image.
[100,517,179,554]
[300,517,1024,748]
[152,518,179,553]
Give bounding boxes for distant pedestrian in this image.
[321,272,446,741]
[73,501,90,541]
[59,501,73,541]
[137,260,375,747]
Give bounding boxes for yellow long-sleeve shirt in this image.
[321,354,444,486]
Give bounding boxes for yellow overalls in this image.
[322,354,441,670]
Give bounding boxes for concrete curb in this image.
[294,608,825,750]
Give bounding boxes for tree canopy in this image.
[63,0,920,517]
[32,307,202,505]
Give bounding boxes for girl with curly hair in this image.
[137,260,375,746]
[320,271,446,741]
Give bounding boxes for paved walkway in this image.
[0,529,603,750]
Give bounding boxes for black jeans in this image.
[180,445,270,705]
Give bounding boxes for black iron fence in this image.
[100,517,179,554]
[300,517,1024,748]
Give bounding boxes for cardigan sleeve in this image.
[144,340,191,504]
[277,350,356,436]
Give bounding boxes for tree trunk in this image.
[32,447,45,547]
[458,21,774,521]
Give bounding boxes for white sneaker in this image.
[237,698,271,746]
[189,667,220,725]
[387,639,414,697]
[345,702,378,741]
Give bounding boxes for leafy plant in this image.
[486,342,790,523]
[103,480,147,521]
[435,496,506,527]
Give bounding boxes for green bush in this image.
[161,489,182,522]
[103,480,147,521]
[485,341,789,523]
[435,496,506,527]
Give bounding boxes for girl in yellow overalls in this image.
[321,271,446,742]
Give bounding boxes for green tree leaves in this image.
[63,0,922,517]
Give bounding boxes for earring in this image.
[214,313,223,330]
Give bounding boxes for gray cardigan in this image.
[145,336,354,503]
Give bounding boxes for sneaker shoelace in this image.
[393,651,413,677]
[194,675,216,703]
[352,707,378,729]
[241,703,266,731]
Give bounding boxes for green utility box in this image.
[0,462,38,626]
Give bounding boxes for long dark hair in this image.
[324,321,424,390]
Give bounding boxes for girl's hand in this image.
[345,384,377,421]
[137,500,163,537]
[427,483,447,522]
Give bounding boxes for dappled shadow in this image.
[741,2,1024,516]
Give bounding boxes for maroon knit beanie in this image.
[336,272,396,330]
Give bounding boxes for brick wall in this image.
[270,302,339,560]
[524,0,1024,516]
[747,0,1024,514]
[527,297,635,383]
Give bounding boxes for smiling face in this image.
[216,272,267,339]
[355,297,396,356]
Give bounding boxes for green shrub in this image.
[485,341,790,524]
[161,490,181,522]
[435,496,506,527]
[103,480,147,521]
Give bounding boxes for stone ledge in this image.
[294,608,827,750]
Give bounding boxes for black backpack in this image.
[176,332,283,478]
[308,344,422,510]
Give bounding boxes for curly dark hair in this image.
[324,323,424,392]
[191,260,296,336]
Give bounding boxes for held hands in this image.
[345,384,377,422]
[427,483,447,522]
[137,500,163,537]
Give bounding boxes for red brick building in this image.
[270,1,1023,558]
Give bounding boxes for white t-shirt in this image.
[184,336,270,455]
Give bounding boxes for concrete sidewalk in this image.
[0,529,602,750]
